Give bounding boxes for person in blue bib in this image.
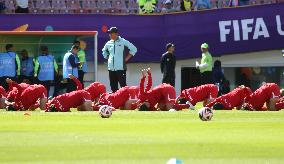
[0,44,21,90]
[19,49,34,84]
[63,45,80,93]
[73,40,88,88]
[34,46,58,97]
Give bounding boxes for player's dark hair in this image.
[40,45,48,52]
[213,102,224,110]
[139,103,150,111]
[177,97,187,104]
[6,105,16,111]
[47,104,57,112]
[5,44,13,51]
[73,40,80,45]
[71,45,80,50]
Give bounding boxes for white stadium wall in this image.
[96,50,283,94]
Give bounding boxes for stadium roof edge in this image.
[0,31,98,36]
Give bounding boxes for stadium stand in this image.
[0,0,281,14]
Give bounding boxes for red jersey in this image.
[98,86,133,109]
[7,83,30,101]
[0,86,6,98]
[244,83,280,110]
[84,82,106,101]
[177,84,218,106]
[139,73,176,110]
[12,82,47,110]
[206,87,252,110]
[71,77,106,101]
[46,90,91,112]
[128,86,139,100]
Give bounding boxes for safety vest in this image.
[184,0,191,11]
[0,52,17,77]
[200,52,213,73]
[63,52,78,79]
[37,55,54,81]
[139,0,156,14]
[21,57,33,77]
[78,50,88,73]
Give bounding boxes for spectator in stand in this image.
[138,0,157,14]
[194,0,211,10]
[238,0,249,6]
[0,1,6,13]
[228,0,239,7]
[180,0,193,11]
[161,0,178,13]
[15,0,29,13]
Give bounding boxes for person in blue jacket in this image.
[102,27,137,92]
[19,49,34,84]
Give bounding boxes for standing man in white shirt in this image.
[15,0,29,13]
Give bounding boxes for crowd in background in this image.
[0,0,282,14]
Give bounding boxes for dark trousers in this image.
[15,7,29,13]
[109,70,127,93]
[53,76,62,97]
[38,81,51,97]
[0,76,16,91]
[201,71,213,85]
[162,74,175,87]
[78,70,85,88]
[19,75,34,84]
[66,78,77,93]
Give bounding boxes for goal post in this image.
[0,31,98,83]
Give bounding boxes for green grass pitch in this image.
[1,105,284,164]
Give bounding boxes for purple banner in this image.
[0,3,284,62]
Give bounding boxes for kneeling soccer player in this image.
[242,83,280,111]
[69,74,107,103]
[137,69,177,111]
[6,82,30,102]
[5,78,47,111]
[206,85,252,110]
[46,75,92,112]
[175,84,218,110]
[94,69,151,111]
